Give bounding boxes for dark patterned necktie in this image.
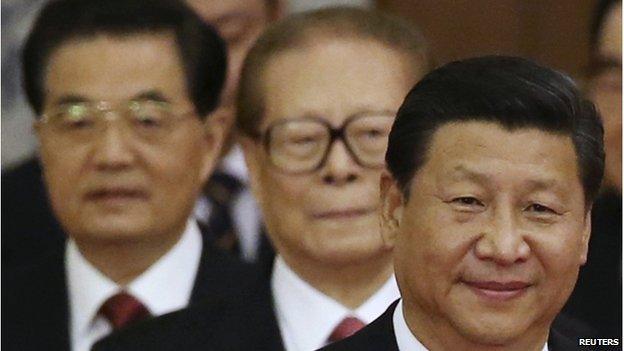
[327,316,366,343]
[99,292,151,330]
[202,171,244,253]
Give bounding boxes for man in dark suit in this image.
[1,0,284,270]
[320,56,606,351]
[92,7,429,351]
[2,1,256,350]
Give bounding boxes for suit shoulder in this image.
[94,280,281,351]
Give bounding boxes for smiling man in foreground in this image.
[321,56,605,351]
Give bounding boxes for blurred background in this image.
[0,0,609,168]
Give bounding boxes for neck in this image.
[280,250,394,309]
[402,300,550,351]
[74,229,183,286]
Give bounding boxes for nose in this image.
[474,205,530,266]
[91,119,136,171]
[320,140,360,185]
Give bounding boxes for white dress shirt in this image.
[272,256,400,351]
[66,219,203,351]
[392,300,549,351]
[193,145,263,262]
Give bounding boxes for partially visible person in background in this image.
[92,7,429,351]
[185,0,283,264]
[2,1,256,350]
[562,0,622,340]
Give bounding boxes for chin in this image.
[310,236,388,266]
[454,315,532,347]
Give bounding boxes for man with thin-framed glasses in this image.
[3,1,256,351]
[93,6,431,351]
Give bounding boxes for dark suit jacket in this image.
[2,158,65,269]
[2,237,257,351]
[563,190,622,339]
[319,300,589,351]
[92,274,284,351]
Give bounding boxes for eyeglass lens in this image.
[266,114,394,173]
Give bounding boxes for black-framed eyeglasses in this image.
[252,111,396,174]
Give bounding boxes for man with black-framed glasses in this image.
[94,6,431,351]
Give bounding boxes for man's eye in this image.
[288,135,320,145]
[135,115,163,128]
[526,203,557,214]
[452,197,483,206]
[64,118,94,129]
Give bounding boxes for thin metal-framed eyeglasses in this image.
[251,111,396,174]
[37,99,196,145]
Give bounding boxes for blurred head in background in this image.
[185,0,283,153]
[588,0,621,192]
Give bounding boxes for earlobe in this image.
[198,115,226,183]
[239,135,264,207]
[380,171,403,250]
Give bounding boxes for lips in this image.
[462,280,532,301]
[85,187,149,201]
[312,207,376,219]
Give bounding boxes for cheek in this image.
[40,144,89,199]
[533,224,586,274]
[399,206,474,279]
[141,142,206,198]
[260,171,311,214]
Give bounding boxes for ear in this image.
[268,0,286,21]
[380,170,404,250]
[197,114,227,184]
[239,134,265,206]
[578,207,592,265]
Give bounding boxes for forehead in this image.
[599,3,622,59]
[418,121,580,188]
[44,33,187,104]
[185,0,267,22]
[261,38,412,127]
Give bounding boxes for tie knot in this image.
[204,171,244,206]
[99,292,150,330]
[328,316,366,343]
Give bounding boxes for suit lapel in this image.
[188,233,258,304]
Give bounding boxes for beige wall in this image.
[376,0,597,80]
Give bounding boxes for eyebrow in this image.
[448,164,561,190]
[131,90,170,103]
[52,95,90,106]
[50,90,170,107]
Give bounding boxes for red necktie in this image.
[99,292,151,330]
[327,316,366,343]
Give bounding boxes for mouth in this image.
[462,280,532,301]
[84,187,149,203]
[311,207,376,220]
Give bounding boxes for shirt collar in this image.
[392,300,549,351]
[219,145,248,183]
[271,256,400,351]
[67,218,202,339]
